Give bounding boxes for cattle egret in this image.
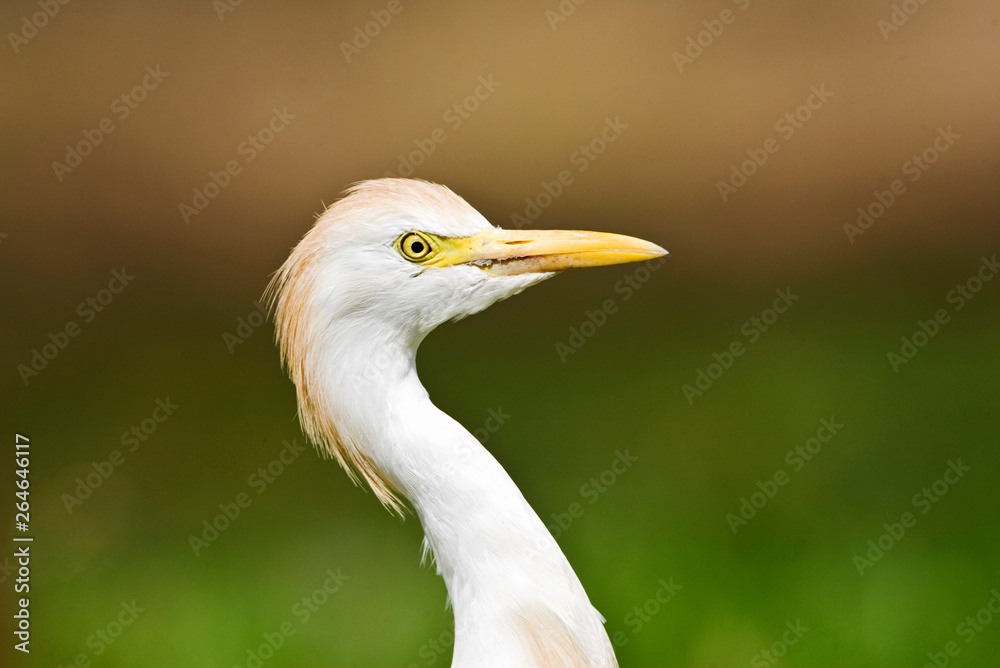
[266,178,667,667]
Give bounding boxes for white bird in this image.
[266,178,666,667]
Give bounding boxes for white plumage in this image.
[267,178,666,666]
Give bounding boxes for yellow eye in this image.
[398,232,434,261]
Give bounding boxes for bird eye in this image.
[397,232,434,262]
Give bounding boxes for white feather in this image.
[268,179,619,666]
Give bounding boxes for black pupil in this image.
[410,240,425,254]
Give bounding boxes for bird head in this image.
[266,178,667,511]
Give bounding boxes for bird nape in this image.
[265,178,667,667]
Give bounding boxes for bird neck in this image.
[324,328,615,666]
[335,330,565,583]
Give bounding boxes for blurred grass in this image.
[5,255,1000,667]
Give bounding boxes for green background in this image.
[3,1,999,666]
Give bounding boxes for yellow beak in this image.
[439,228,668,276]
